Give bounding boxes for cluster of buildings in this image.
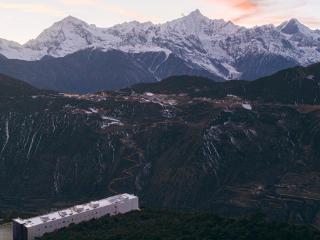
[13,193,139,240]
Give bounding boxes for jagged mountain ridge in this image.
[1,10,320,81]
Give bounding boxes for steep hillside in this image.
[0,73,45,97]
[41,210,320,240]
[1,67,320,226]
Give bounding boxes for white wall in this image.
[26,196,139,240]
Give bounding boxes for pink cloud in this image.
[229,0,258,11]
[203,0,259,11]
[202,0,315,27]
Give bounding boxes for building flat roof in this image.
[13,193,136,228]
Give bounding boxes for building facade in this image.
[13,193,139,240]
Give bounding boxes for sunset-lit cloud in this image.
[203,0,259,11]
[201,0,318,27]
[235,2,257,11]
[223,0,258,10]
[233,0,314,26]
[201,0,262,24]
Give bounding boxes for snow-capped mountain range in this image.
[0,9,320,82]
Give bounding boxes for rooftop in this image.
[13,193,136,228]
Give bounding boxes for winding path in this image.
[108,136,144,195]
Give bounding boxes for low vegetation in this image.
[41,209,320,240]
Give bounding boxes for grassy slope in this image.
[41,209,320,240]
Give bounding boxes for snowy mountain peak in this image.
[60,15,87,25]
[37,15,90,36]
[162,9,217,36]
[180,9,211,23]
[23,15,96,56]
[187,9,205,18]
[279,18,311,35]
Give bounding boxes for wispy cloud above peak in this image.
[201,0,319,28]
[203,0,259,11]
[229,0,258,10]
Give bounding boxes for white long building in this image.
[13,193,139,240]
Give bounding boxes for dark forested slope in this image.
[41,209,320,240]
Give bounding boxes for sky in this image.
[0,0,319,44]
